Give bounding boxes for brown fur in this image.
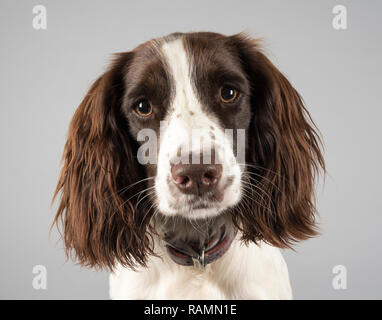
[52,32,325,271]
[230,34,325,247]
[53,52,155,270]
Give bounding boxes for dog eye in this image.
[135,99,153,117]
[219,86,238,103]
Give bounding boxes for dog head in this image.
[53,32,324,270]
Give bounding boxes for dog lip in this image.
[190,192,223,205]
[169,192,224,210]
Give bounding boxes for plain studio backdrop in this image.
[0,0,381,299]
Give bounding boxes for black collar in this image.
[165,225,237,268]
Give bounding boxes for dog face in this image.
[53,32,324,270]
[123,33,251,220]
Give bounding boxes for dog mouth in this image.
[168,192,224,212]
[156,213,237,268]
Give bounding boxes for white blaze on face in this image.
[155,38,242,219]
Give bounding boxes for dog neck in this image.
[152,213,237,268]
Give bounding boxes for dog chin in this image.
[160,195,241,220]
[184,206,225,220]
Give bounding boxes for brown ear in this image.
[230,34,325,248]
[52,53,153,270]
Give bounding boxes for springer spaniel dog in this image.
[53,32,324,299]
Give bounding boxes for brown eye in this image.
[135,99,153,117]
[220,86,238,103]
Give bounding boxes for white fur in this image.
[155,39,241,219]
[109,38,293,300]
[109,237,292,300]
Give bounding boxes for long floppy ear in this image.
[53,53,153,270]
[230,34,325,248]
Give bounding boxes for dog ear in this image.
[52,53,153,270]
[230,34,325,248]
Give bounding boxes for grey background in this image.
[0,0,381,299]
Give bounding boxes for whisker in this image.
[139,194,158,230]
[241,170,283,194]
[135,189,156,210]
[241,179,273,209]
[239,174,277,221]
[107,185,156,225]
[100,176,155,203]
[238,163,283,177]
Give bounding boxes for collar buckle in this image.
[192,249,205,269]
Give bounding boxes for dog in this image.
[53,32,325,299]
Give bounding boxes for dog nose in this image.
[171,163,222,195]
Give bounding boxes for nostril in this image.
[171,162,222,194]
[175,175,190,186]
[201,166,222,186]
[181,176,189,185]
[202,172,215,185]
[204,172,213,179]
